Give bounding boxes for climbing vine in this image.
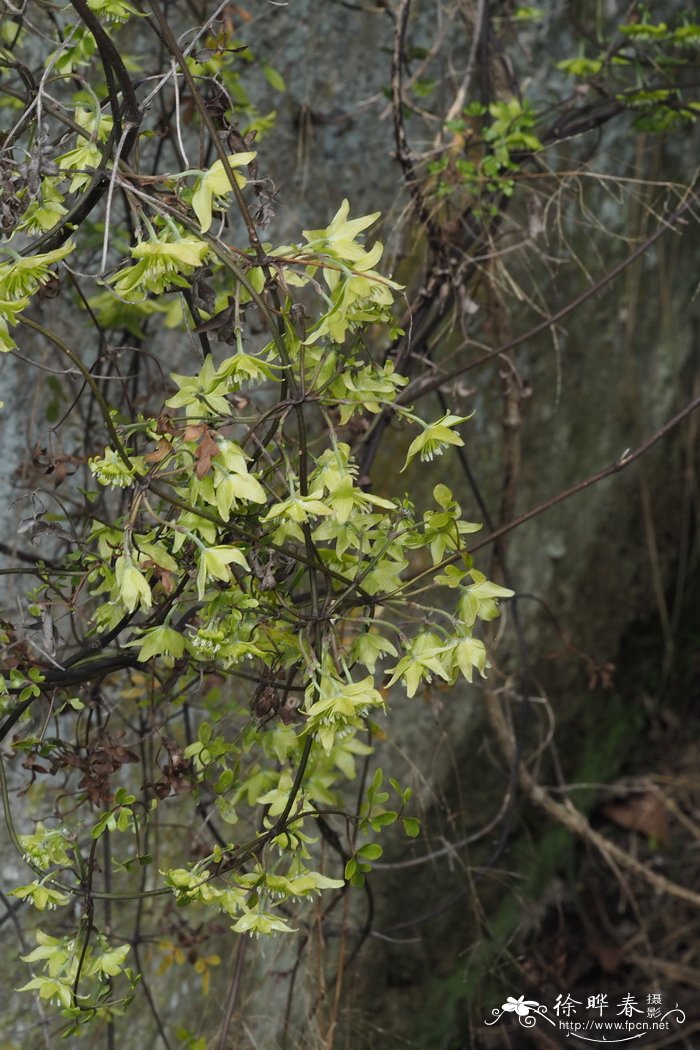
[0,0,515,1038]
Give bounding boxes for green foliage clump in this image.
[0,1,512,1036]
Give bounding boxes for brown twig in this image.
[403,189,697,405]
[467,390,700,556]
[217,936,247,1050]
[390,0,445,258]
[485,694,700,911]
[398,388,700,597]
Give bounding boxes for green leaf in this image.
[357,842,383,861]
[370,811,398,829]
[557,56,603,78]
[402,817,421,838]
[261,63,286,92]
[413,78,436,98]
[513,5,543,20]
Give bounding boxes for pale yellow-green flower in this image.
[114,555,152,612]
[108,235,209,301]
[58,141,106,193]
[11,883,70,911]
[15,180,67,235]
[304,674,385,752]
[458,572,514,626]
[86,0,142,22]
[303,198,380,264]
[386,632,453,697]
[0,297,29,352]
[0,242,75,300]
[231,910,296,937]
[402,414,471,470]
[195,545,249,599]
[262,490,332,524]
[128,625,186,662]
[89,447,147,488]
[166,354,232,417]
[191,151,257,233]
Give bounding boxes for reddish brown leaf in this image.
[156,568,175,595]
[195,432,220,479]
[21,754,48,775]
[37,275,61,300]
[584,931,623,975]
[153,779,172,800]
[61,754,83,768]
[601,792,669,846]
[183,424,206,442]
[156,414,178,435]
[145,438,172,463]
[110,746,139,764]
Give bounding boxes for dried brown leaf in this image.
[145,437,172,463]
[601,792,669,846]
[195,432,220,479]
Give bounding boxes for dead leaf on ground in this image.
[601,791,669,846]
[584,930,623,975]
